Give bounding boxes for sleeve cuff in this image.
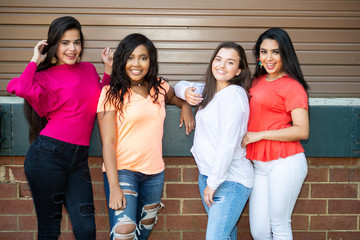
[174,81,188,100]
[206,176,223,190]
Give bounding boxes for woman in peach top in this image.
[97,33,194,240]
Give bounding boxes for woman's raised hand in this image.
[31,40,48,66]
[102,47,114,75]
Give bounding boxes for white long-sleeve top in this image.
[175,81,254,189]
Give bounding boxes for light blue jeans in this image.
[198,174,251,240]
[104,169,164,240]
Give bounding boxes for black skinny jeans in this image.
[24,135,96,240]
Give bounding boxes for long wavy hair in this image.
[253,27,309,91]
[103,33,165,117]
[24,16,84,142]
[197,41,252,111]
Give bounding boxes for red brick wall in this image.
[0,156,359,240]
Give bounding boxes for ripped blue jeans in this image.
[198,174,251,240]
[24,135,95,240]
[104,169,164,240]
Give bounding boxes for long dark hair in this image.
[197,41,251,110]
[24,16,84,142]
[253,27,309,91]
[103,33,165,117]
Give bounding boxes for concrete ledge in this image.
[1,97,359,157]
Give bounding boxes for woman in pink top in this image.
[97,33,194,240]
[7,16,113,240]
[242,28,309,240]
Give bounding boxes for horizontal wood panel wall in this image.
[0,0,360,97]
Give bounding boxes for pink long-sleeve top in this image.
[7,62,110,146]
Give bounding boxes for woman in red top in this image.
[242,27,309,240]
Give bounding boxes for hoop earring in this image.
[51,57,57,64]
[76,57,81,63]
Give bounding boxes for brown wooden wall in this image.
[1,0,360,97]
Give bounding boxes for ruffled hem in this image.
[246,140,305,162]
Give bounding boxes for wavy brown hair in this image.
[197,41,251,111]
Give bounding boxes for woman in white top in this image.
[174,41,254,240]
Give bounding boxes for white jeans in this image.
[249,153,307,240]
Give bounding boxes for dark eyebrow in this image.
[60,39,81,42]
[128,53,148,58]
[260,48,280,51]
[215,55,237,62]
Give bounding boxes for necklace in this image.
[132,80,145,87]
[266,72,286,82]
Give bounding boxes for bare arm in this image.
[97,111,126,210]
[242,108,309,147]
[166,86,195,135]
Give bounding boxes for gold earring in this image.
[51,57,57,64]
[76,57,81,63]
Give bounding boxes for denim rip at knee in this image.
[198,174,251,240]
[104,169,164,240]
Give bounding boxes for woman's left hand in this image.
[180,103,195,135]
[241,131,263,148]
[204,186,216,208]
[102,47,114,74]
[242,108,309,148]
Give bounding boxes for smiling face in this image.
[55,29,82,66]
[259,38,285,79]
[211,47,242,90]
[125,44,150,84]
